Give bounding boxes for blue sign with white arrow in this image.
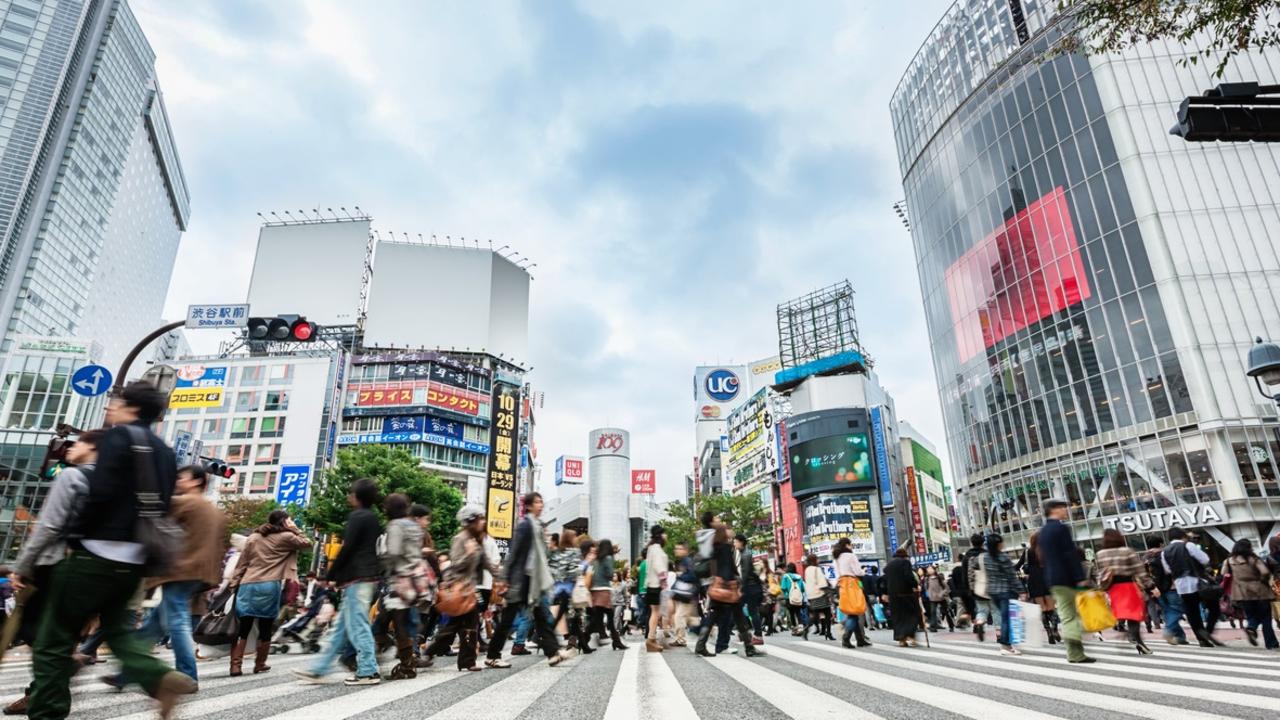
[71,364,112,397]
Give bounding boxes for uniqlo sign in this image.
[564,458,583,479]
[631,469,656,494]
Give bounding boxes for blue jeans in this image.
[988,595,1012,646]
[1158,592,1186,640]
[842,613,861,633]
[512,607,533,645]
[134,581,201,681]
[310,582,378,678]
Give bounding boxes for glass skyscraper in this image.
[892,0,1280,553]
[0,0,189,372]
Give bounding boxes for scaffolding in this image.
[775,280,870,369]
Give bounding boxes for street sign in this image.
[71,364,112,397]
[186,304,249,329]
[276,465,312,506]
[141,364,178,397]
[173,430,194,466]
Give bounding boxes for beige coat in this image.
[1226,555,1275,602]
[232,528,310,586]
[153,494,228,588]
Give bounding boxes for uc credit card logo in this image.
[705,369,740,403]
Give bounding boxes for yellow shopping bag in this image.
[1075,589,1116,633]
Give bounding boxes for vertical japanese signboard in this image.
[485,382,520,541]
[870,407,894,508]
[906,467,927,553]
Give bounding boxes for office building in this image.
[899,420,952,554]
[0,0,189,372]
[893,0,1280,553]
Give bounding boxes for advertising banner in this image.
[426,384,482,415]
[354,351,490,377]
[694,365,747,422]
[485,382,520,540]
[906,467,927,553]
[276,465,312,506]
[788,433,873,496]
[776,419,790,484]
[354,384,418,407]
[555,455,584,485]
[886,516,899,554]
[727,388,770,464]
[802,493,876,557]
[870,407,894,508]
[170,365,228,408]
[631,469,656,494]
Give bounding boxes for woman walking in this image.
[230,510,311,676]
[780,563,806,632]
[802,555,835,641]
[643,526,669,652]
[882,547,921,647]
[548,529,582,648]
[378,494,429,679]
[421,506,498,671]
[976,533,1025,655]
[1019,531,1060,643]
[1223,539,1277,649]
[834,538,872,648]
[1095,528,1156,655]
[585,540,627,651]
[922,566,950,632]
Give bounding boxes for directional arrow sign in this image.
[71,364,112,398]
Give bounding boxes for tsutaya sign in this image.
[1101,501,1228,533]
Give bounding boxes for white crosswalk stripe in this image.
[23,631,1277,719]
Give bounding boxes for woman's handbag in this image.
[435,575,477,616]
[708,577,741,605]
[193,587,239,646]
[281,579,302,606]
[590,589,612,609]
[570,576,591,608]
[838,576,867,616]
[671,578,697,603]
[1075,588,1117,633]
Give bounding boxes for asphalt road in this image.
[5,627,1276,719]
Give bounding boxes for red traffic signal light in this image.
[201,458,236,479]
[247,315,319,343]
[290,317,316,342]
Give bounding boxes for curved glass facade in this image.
[893,2,1280,546]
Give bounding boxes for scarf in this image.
[525,517,554,604]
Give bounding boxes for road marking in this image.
[871,641,1280,712]
[425,658,565,720]
[1007,643,1280,677]
[712,653,884,719]
[764,644,1060,720]
[259,669,461,719]
[643,651,699,719]
[603,647,645,720]
[795,640,1236,720]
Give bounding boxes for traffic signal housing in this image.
[1170,82,1280,142]
[201,457,236,480]
[247,314,318,343]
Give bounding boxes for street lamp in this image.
[1246,336,1280,408]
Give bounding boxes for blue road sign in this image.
[71,364,112,397]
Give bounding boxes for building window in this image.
[269,364,293,384]
[202,418,226,438]
[236,392,260,412]
[230,417,256,439]
[255,443,281,464]
[225,444,250,464]
[264,391,289,411]
[241,366,264,387]
[249,470,276,494]
[259,416,285,438]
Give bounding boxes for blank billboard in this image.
[363,243,529,364]
[246,220,369,326]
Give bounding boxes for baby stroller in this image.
[272,590,336,654]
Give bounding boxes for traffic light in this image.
[1170,82,1280,142]
[201,457,236,480]
[247,314,318,343]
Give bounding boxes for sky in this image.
[138,0,956,503]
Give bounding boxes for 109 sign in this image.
[596,433,625,452]
[705,369,740,403]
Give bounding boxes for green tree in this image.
[662,493,771,553]
[219,497,279,540]
[1056,0,1280,77]
[300,444,463,549]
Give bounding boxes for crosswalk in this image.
[3,630,1277,719]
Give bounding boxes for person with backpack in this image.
[1222,539,1277,649]
[1160,526,1221,647]
[780,563,807,631]
[27,383,195,720]
[1144,536,1185,644]
[955,533,983,632]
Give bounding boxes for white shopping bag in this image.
[1012,600,1046,647]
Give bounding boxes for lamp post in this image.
[1247,337,1280,407]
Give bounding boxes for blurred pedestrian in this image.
[1095,528,1156,655]
[883,547,921,647]
[1223,538,1277,649]
[1039,499,1093,663]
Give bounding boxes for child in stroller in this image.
[272,585,336,654]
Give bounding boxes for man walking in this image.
[1144,537,1187,645]
[1038,499,1094,664]
[486,492,573,667]
[1161,526,1221,647]
[28,382,196,719]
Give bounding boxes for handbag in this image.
[281,579,302,606]
[838,576,866,616]
[435,575,477,616]
[570,576,591,608]
[1196,575,1224,604]
[1075,588,1117,633]
[672,578,697,603]
[125,426,185,577]
[193,587,239,646]
[590,589,612,609]
[708,577,741,604]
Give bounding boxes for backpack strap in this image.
[124,425,162,518]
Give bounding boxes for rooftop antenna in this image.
[270,211,282,222]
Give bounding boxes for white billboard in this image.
[363,243,530,365]
[246,220,369,326]
[693,365,748,422]
[747,355,781,393]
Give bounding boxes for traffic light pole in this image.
[113,320,186,394]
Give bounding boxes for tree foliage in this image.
[1057,0,1280,77]
[300,444,464,549]
[661,493,772,553]
[219,497,279,539]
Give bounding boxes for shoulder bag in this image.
[707,558,741,604]
[125,426,184,577]
[436,568,477,616]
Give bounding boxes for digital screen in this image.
[789,433,874,496]
[944,186,1091,363]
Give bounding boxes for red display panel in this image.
[945,186,1091,363]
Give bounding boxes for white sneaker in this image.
[343,675,381,686]
[999,647,1022,656]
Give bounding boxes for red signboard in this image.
[354,384,418,407]
[426,383,481,416]
[563,458,583,480]
[944,186,1091,363]
[631,469,656,494]
[906,467,927,554]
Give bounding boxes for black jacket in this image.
[1039,518,1085,587]
[883,558,919,596]
[502,515,537,602]
[327,508,381,585]
[76,422,177,544]
[712,538,736,582]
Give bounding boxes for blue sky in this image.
[141,0,955,501]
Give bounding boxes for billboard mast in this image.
[775,280,872,370]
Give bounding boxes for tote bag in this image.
[838,576,867,616]
[1076,589,1117,633]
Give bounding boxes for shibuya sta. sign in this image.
[1101,501,1227,533]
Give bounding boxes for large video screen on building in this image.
[789,433,874,496]
[944,186,1091,363]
